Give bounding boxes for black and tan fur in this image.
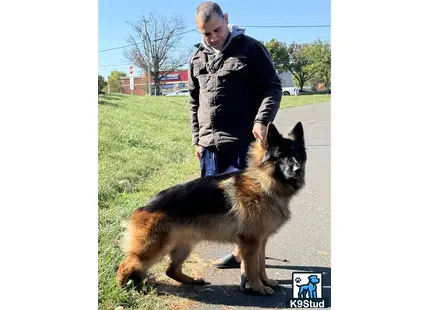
[117,122,307,295]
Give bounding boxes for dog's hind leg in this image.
[117,246,170,288]
[259,237,278,289]
[116,254,146,288]
[117,213,170,288]
[166,244,209,285]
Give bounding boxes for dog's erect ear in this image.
[288,121,304,142]
[263,122,282,149]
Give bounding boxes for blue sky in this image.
[98,0,331,79]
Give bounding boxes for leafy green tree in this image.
[98,75,107,94]
[107,71,126,93]
[286,42,316,91]
[306,39,331,90]
[265,39,289,73]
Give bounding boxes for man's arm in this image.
[188,62,200,146]
[251,41,282,128]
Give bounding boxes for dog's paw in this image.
[240,275,275,295]
[262,278,279,288]
[192,278,210,285]
[264,285,275,295]
[255,285,275,295]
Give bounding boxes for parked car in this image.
[282,86,300,96]
[165,89,189,96]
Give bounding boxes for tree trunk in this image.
[298,72,305,91]
[153,73,161,96]
[324,70,330,91]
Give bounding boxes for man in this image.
[188,1,282,269]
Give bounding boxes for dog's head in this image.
[249,122,307,186]
[308,275,320,284]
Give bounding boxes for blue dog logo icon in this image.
[296,275,320,298]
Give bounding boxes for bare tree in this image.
[124,13,192,95]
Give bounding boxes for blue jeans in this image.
[200,145,249,177]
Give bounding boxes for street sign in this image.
[130,75,134,90]
[129,66,134,92]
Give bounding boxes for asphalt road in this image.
[158,101,331,309]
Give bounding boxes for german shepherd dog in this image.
[117,122,307,295]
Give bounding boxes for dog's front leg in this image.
[238,235,274,295]
[259,237,278,289]
[310,286,317,298]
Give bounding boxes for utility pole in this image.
[142,19,152,96]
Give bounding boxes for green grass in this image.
[98,94,201,310]
[280,94,331,109]
[98,93,330,309]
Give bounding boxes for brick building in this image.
[120,69,189,96]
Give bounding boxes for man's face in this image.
[196,13,230,50]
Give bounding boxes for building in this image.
[120,69,189,96]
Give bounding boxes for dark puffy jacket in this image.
[188,33,282,151]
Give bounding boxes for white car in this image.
[282,86,300,96]
[165,89,189,96]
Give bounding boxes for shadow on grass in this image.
[98,94,121,107]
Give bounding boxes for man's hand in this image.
[252,123,267,141]
[195,145,203,160]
